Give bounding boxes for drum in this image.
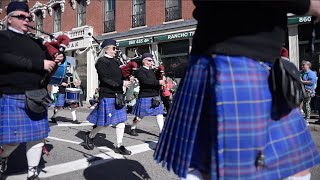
[49,61,67,85]
[65,88,81,104]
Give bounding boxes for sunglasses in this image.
[107,46,116,51]
[11,14,32,21]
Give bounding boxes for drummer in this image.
[51,64,80,124]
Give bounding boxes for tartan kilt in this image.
[131,97,164,118]
[154,55,320,180]
[87,98,127,126]
[0,94,49,144]
[55,93,65,107]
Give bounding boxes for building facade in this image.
[0,0,319,101]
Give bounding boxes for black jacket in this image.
[191,0,310,62]
[96,56,124,98]
[136,67,161,98]
[0,30,52,94]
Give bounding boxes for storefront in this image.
[154,31,194,79]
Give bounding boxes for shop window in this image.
[125,45,150,58]
[158,40,189,78]
[165,0,181,22]
[104,0,115,33]
[132,0,145,28]
[77,0,86,27]
[53,5,61,32]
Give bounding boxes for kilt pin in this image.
[0,94,49,144]
[87,98,127,126]
[154,55,320,180]
[132,97,164,118]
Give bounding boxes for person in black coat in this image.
[0,2,64,180]
[85,39,132,155]
[129,53,165,136]
[154,1,320,180]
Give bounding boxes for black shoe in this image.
[114,146,132,155]
[85,132,94,150]
[51,118,57,123]
[0,158,8,180]
[130,129,138,136]
[72,120,81,124]
[27,174,40,180]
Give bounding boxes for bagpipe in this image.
[26,25,71,77]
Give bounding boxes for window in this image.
[165,0,181,22]
[104,0,115,33]
[35,12,43,35]
[77,0,86,27]
[53,5,61,32]
[132,0,145,28]
[0,0,2,9]
[158,40,189,78]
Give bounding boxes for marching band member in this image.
[0,2,64,180]
[154,1,320,180]
[129,53,165,136]
[50,64,80,124]
[85,39,132,155]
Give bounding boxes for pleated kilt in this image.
[87,98,127,126]
[154,55,320,180]
[55,93,65,107]
[131,97,164,118]
[0,94,49,144]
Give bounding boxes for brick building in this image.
[0,0,319,101]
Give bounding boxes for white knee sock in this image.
[284,173,311,180]
[89,126,104,139]
[131,117,142,130]
[116,123,125,147]
[26,140,44,177]
[181,169,204,180]
[0,144,19,158]
[156,114,164,132]
[71,109,77,121]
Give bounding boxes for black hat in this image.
[142,53,153,60]
[101,39,116,48]
[7,1,29,15]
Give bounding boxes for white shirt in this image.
[8,26,24,34]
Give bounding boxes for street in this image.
[3,105,320,180]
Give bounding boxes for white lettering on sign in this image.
[67,42,79,48]
[299,16,312,23]
[128,38,151,45]
[167,31,194,40]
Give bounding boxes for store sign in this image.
[288,16,312,25]
[154,31,194,42]
[117,37,153,47]
[66,39,87,51]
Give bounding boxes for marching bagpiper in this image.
[85,39,133,155]
[129,53,165,136]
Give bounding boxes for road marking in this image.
[56,122,94,127]
[6,140,158,180]
[46,136,113,151]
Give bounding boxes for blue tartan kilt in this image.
[0,94,49,144]
[131,97,164,118]
[154,55,320,180]
[87,98,127,126]
[55,93,65,107]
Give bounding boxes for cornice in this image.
[47,0,65,16]
[70,0,90,10]
[30,1,47,21]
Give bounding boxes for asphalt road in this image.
[3,106,320,180]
